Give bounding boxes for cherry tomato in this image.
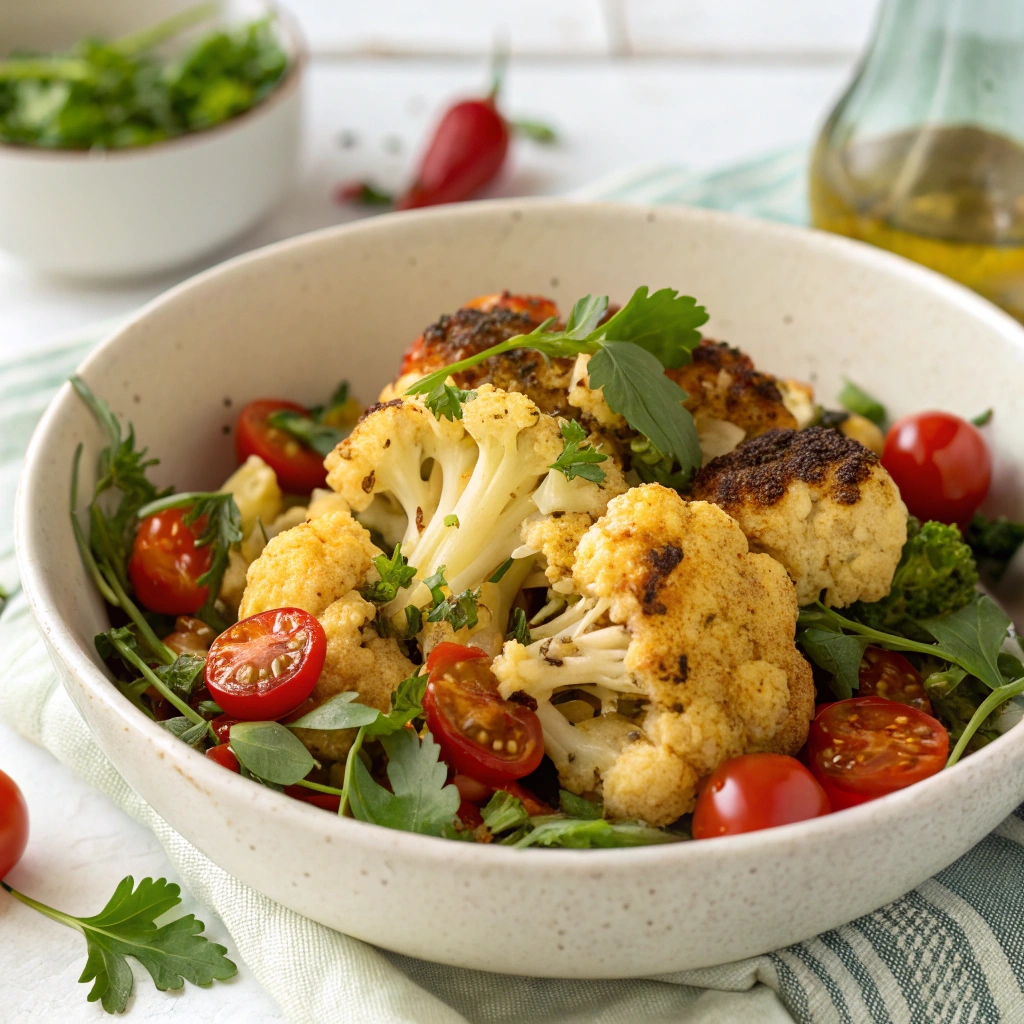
[423,652,544,787]
[457,800,485,828]
[129,507,211,615]
[692,754,831,839]
[859,648,931,713]
[204,608,327,721]
[211,714,240,744]
[425,642,488,675]
[453,772,494,804]
[162,616,216,656]
[205,745,240,772]
[235,399,327,493]
[0,770,29,878]
[882,411,991,526]
[808,697,948,801]
[284,785,340,812]
[500,779,553,817]
[395,98,509,210]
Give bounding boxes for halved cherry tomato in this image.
[129,507,211,615]
[162,616,216,656]
[235,399,327,493]
[501,779,553,817]
[423,650,543,787]
[205,745,240,772]
[211,714,240,744]
[882,411,991,526]
[457,800,485,828]
[284,785,340,812]
[0,769,29,878]
[204,608,326,721]
[451,774,554,816]
[859,648,931,713]
[808,697,948,802]
[692,754,831,839]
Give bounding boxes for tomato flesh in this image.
[692,754,831,839]
[284,785,340,811]
[204,608,326,721]
[808,697,948,800]
[859,647,931,713]
[423,654,544,787]
[162,616,216,656]
[0,769,29,878]
[129,507,211,615]
[425,642,488,675]
[205,745,240,772]
[882,411,991,526]
[235,398,327,493]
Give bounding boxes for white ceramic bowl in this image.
[0,0,303,279]
[16,201,1024,977]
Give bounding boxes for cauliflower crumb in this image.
[693,427,908,607]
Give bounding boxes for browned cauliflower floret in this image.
[517,512,595,593]
[493,484,814,826]
[693,427,908,607]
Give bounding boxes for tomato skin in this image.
[808,697,948,800]
[882,411,991,526]
[457,800,485,828]
[205,745,240,772]
[0,770,29,878]
[815,775,874,811]
[451,774,554,816]
[235,399,327,493]
[423,655,544,787]
[425,642,488,675]
[284,785,340,812]
[129,507,211,615]
[859,648,931,713]
[211,715,240,744]
[692,754,831,839]
[204,608,327,721]
[500,779,553,817]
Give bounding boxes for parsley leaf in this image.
[367,673,428,737]
[587,342,701,480]
[549,419,608,483]
[427,587,480,632]
[917,597,1011,692]
[512,818,681,848]
[265,410,345,457]
[505,607,532,646]
[286,692,381,731]
[154,652,207,702]
[348,728,460,836]
[425,382,478,422]
[595,286,707,369]
[0,875,236,1014]
[482,791,530,833]
[361,544,417,603]
[161,717,210,750]
[838,378,886,426]
[444,514,460,528]
[558,790,604,819]
[229,721,316,785]
[797,628,870,699]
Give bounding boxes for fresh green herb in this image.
[338,181,395,206]
[161,717,209,750]
[971,409,994,427]
[510,119,558,144]
[0,876,236,1014]
[629,435,688,492]
[361,544,417,603]
[838,378,886,426]
[427,587,480,632]
[797,629,870,699]
[847,519,979,638]
[558,790,605,820]
[286,692,381,731]
[348,728,461,836]
[488,557,515,583]
[265,410,345,458]
[196,700,223,719]
[549,419,608,484]
[482,791,530,833]
[443,514,460,528]
[423,566,449,607]
[505,607,532,646]
[153,652,207,702]
[228,721,315,785]
[0,8,288,151]
[965,513,1024,582]
[512,817,682,848]
[924,667,1003,754]
[424,383,478,422]
[406,288,708,480]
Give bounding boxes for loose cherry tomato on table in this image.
[859,648,931,713]
[129,507,211,615]
[235,399,327,493]
[807,697,948,810]
[204,608,327,721]
[422,644,544,787]
[692,754,831,839]
[0,769,29,877]
[205,745,240,772]
[882,411,991,526]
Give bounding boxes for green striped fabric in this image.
[3,154,1023,1024]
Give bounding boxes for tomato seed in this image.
[506,740,518,754]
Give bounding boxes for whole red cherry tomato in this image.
[692,754,831,839]
[284,785,340,812]
[129,507,211,615]
[422,647,543,787]
[395,98,509,210]
[859,648,931,713]
[205,745,240,772]
[808,697,948,805]
[204,608,327,721]
[882,411,991,526]
[235,399,327,493]
[0,770,29,878]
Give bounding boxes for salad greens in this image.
[266,382,359,458]
[549,419,609,484]
[0,5,289,150]
[838,378,887,426]
[966,513,1024,582]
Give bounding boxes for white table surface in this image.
[0,2,873,1018]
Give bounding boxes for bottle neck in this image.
[872,0,1024,41]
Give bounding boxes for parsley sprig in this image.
[361,544,417,603]
[549,419,608,483]
[424,383,478,422]
[265,381,358,457]
[0,876,236,1013]
[423,565,480,631]
[406,288,708,482]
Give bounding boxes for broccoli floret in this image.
[965,513,1024,582]
[848,518,978,636]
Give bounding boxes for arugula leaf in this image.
[587,342,701,480]
[286,692,381,731]
[838,378,886,426]
[266,409,346,458]
[348,728,460,836]
[966,513,1024,582]
[558,790,604,820]
[549,419,608,484]
[0,875,236,1014]
[917,597,1011,691]
[361,544,417,603]
[154,653,207,702]
[797,628,870,699]
[505,607,532,646]
[482,791,530,833]
[229,721,315,785]
[512,817,681,848]
[425,383,478,422]
[595,286,707,369]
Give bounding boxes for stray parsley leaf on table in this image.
[1,876,236,1014]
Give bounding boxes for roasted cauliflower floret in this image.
[493,484,814,825]
[517,512,595,593]
[693,427,908,607]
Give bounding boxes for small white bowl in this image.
[16,201,1024,977]
[0,0,304,279]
